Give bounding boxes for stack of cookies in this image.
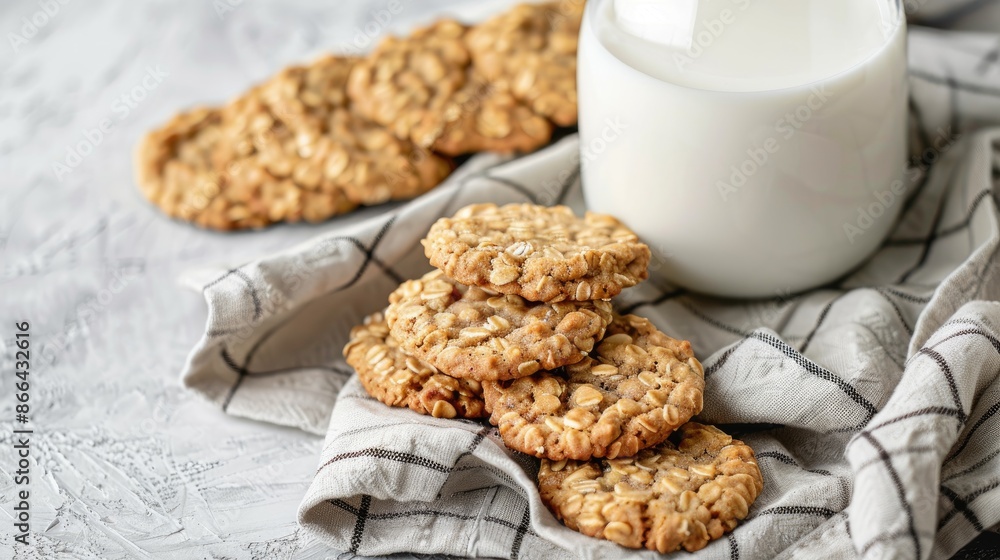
[136,2,584,231]
[344,203,764,553]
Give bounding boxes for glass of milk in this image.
[579,0,908,298]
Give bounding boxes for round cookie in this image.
[346,20,553,156]
[239,56,453,206]
[465,1,583,126]
[538,422,763,553]
[134,106,277,231]
[420,80,553,157]
[344,312,486,419]
[385,270,614,381]
[423,203,651,303]
[135,55,452,230]
[482,314,704,460]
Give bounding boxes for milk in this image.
[579,0,908,297]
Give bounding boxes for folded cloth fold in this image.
[181,26,1000,560]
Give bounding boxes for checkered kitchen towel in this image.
[178,22,1000,560]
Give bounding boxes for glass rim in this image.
[583,0,908,96]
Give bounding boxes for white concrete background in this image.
[0,1,514,558]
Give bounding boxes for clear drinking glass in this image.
[578,0,908,297]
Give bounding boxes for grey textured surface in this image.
[0,1,506,558]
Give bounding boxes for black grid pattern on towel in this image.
[211,163,580,413]
[191,30,1000,559]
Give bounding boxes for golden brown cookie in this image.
[385,269,614,381]
[483,314,704,460]
[135,55,452,230]
[465,1,583,126]
[346,20,553,156]
[134,106,268,230]
[344,312,486,419]
[423,203,651,303]
[538,423,763,553]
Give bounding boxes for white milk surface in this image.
[580,0,908,297]
[605,0,892,91]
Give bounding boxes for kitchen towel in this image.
[179,26,1000,560]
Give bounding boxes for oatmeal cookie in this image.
[344,312,486,419]
[483,314,704,460]
[538,422,763,552]
[134,106,272,230]
[385,270,614,381]
[465,1,583,126]
[135,55,452,230]
[346,20,553,156]
[423,203,650,302]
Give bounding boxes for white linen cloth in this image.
[179,23,1000,560]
